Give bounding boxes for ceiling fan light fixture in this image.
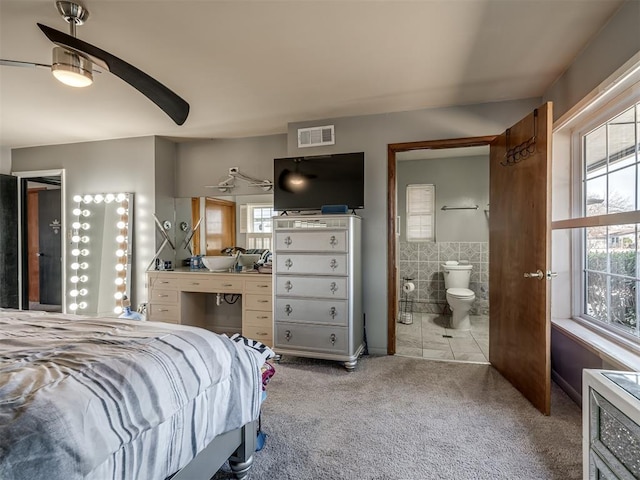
[51,46,92,87]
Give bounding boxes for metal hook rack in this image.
[501,108,538,167]
[441,205,479,211]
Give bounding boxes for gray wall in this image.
[286,98,541,353]
[11,136,157,310]
[397,155,489,243]
[0,147,10,174]
[544,0,640,121]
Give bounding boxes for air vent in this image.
[297,125,335,148]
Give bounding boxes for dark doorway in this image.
[0,174,19,309]
[37,189,62,306]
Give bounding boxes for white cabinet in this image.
[583,369,640,479]
[273,215,363,370]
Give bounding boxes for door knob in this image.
[547,271,558,279]
[523,270,544,280]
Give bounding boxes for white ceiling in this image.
[0,0,626,149]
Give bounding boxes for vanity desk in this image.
[146,268,273,347]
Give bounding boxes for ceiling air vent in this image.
[297,125,335,148]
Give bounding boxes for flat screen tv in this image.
[273,152,365,212]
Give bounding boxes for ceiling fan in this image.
[0,1,189,125]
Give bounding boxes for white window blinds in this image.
[406,184,435,242]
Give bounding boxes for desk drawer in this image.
[275,322,348,355]
[149,288,178,303]
[149,275,179,289]
[245,294,272,311]
[244,278,272,294]
[275,276,348,299]
[275,253,348,275]
[179,276,242,293]
[148,303,180,323]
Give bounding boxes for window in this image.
[406,184,435,242]
[242,204,275,250]
[580,99,640,341]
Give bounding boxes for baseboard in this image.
[551,368,582,407]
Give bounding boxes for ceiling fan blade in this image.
[1,58,51,69]
[37,23,190,125]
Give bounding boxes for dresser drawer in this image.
[242,325,272,346]
[244,294,272,310]
[244,278,272,294]
[148,303,180,323]
[275,253,348,275]
[178,276,242,293]
[275,276,348,299]
[275,230,348,252]
[149,274,179,289]
[275,322,348,355]
[149,288,178,304]
[275,298,348,326]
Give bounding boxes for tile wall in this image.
[398,241,489,315]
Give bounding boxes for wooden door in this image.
[205,197,236,255]
[38,189,62,306]
[489,103,552,415]
[0,174,19,309]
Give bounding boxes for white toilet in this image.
[442,261,476,330]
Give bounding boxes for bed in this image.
[0,309,273,480]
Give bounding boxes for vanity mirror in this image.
[68,193,133,316]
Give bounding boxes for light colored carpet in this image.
[216,355,582,480]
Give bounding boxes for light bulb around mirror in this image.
[78,302,87,309]
[70,289,79,297]
[116,193,126,202]
[115,278,124,286]
[79,275,88,282]
[71,262,80,270]
[116,235,125,243]
[105,194,115,203]
[69,303,78,311]
[82,210,90,217]
[114,292,123,300]
[116,207,126,215]
[71,235,80,243]
[83,195,93,204]
[116,249,125,257]
[116,221,126,229]
[94,194,104,203]
[70,275,79,283]
[80,249,89,256]
[71,249,80,256]
[80,262,88,270]
[114,306,123,314]
[72,208,82,216]
[73,195,82,203]
[115,264,125,272]
[81,236,89,243]
[81,223,90,230]
[79,289,87,296]
[72,222,81,229]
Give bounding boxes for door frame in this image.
[12,169,66,311]
[386,136,496,354]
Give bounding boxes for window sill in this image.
[552,318,640,371]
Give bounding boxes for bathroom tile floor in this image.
[396,312,489,363]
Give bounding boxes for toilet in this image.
[442,261,476,330]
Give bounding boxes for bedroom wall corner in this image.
[0,147,11,174]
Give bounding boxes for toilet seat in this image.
[446,287,475,298]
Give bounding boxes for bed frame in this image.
[169,420,257,480]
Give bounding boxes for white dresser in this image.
[583,369,640,479]
[273,214,363,370]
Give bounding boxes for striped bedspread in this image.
[0,310,273,480]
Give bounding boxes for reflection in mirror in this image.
[68,193,133,316]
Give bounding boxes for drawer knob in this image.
[257,316,269,320]
[223,283,233,287]
[330,306,337,319]
[159,294,168,298]
[329,235,337,247]
[330,282,338,294]
[284,236,292,246]
[285,258,293,269]
[257,284,269,288]
[191,282,200,286]
[256,332,268,336]
[258,299,269,303]
[329,258,338,270]
[330,333,336,345]
[285,330,292,341]
[284,304,292,316]
[285,281,293,292]
[158,308,169,312]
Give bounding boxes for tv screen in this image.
[273,152,364,212]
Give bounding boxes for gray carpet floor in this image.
[216,355,582,480]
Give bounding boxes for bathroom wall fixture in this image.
[441,205,479,211]
[208,168,273,193]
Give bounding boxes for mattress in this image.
[0,310,273,480]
